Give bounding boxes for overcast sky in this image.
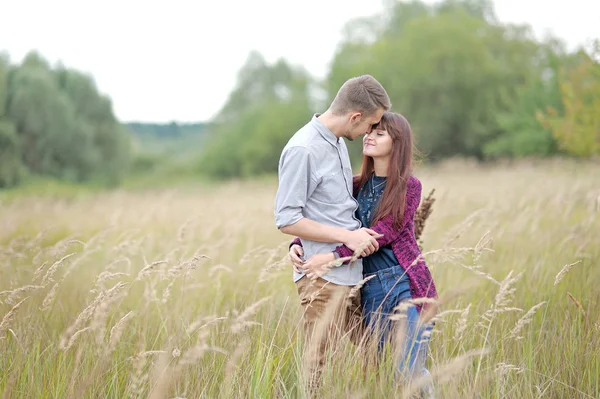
[1,0,598,123]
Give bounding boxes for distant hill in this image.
[125,121,209,155]
[126,121,208,139]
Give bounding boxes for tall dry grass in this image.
[0,160,599,398]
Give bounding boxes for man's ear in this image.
[349,112,362,123]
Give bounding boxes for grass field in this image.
[1,160,599,398]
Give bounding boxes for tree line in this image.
[1,0,598,188]
[197,0,599,178]
[0,52,132,188]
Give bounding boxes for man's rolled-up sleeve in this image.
[274,146,316,229]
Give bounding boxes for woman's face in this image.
[363,128,393,159]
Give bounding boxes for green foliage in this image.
[538,43,600,157]
[3,0,600,186]
[0,120,25,188]
[197,53,315,178]
[483,39,567,158]
[0,51,132,188]
[327,1,572,161]
[199,0,597,175]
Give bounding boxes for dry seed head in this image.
[230,297,270,334]
[0,296,30,335]
[478,270,522,326]
[348,274,376,300]
[177,216,200,242]
[108,311,135,353]
[161,280,175,304]
[96,271,130,286]
[62,326,91,351]
[459,263,499,285]
[305,255,353,281]
[128,352,149,397]
[494,270,522,309]
[135,259,168,280]
[414,188,436,242]
[443,208,488,247]
[554,260,582,286]
[32,261,48,281]
[41,282,59,312]
[183,253,210,278]
[230,321,262,334]
[473,231,493,262]
[41,252,76,286]
[59,281,128,350]
[495,362,524,376]
[0,285,44,306]
[90,283,129,349]
[567,292,586,316]
[453,304,471,341]
[258,255,289,282]
[509,301,547,340]
[234,297,270,322]
[138,350,168,357]
[428,309,463,324]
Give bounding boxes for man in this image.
[274,75,392,390]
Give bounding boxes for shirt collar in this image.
[311,113,340,145]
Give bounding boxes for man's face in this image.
[345,108,385,141]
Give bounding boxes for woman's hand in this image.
[289,244,304,273]
[303,252,336,280]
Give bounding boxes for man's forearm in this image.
[280,218,349,244]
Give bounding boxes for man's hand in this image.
[289,244,305,273]
[302,252,336,280]
[343,228,380,257]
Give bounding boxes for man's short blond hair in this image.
[330,75,391,116]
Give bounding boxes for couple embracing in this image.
[274,75,438,396]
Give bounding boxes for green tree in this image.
[0,51,132,186]
[0,120,24,188]
[327,0,571,161]
[0,54,24,187]
[484,38,567,158]
[538,44,600,157]
[198,54,314,178]
[7,64,96,180]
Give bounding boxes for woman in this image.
[288,111,438,385]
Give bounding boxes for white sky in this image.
[1,0,598,123]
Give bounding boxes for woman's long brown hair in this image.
[355,111,414,229]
